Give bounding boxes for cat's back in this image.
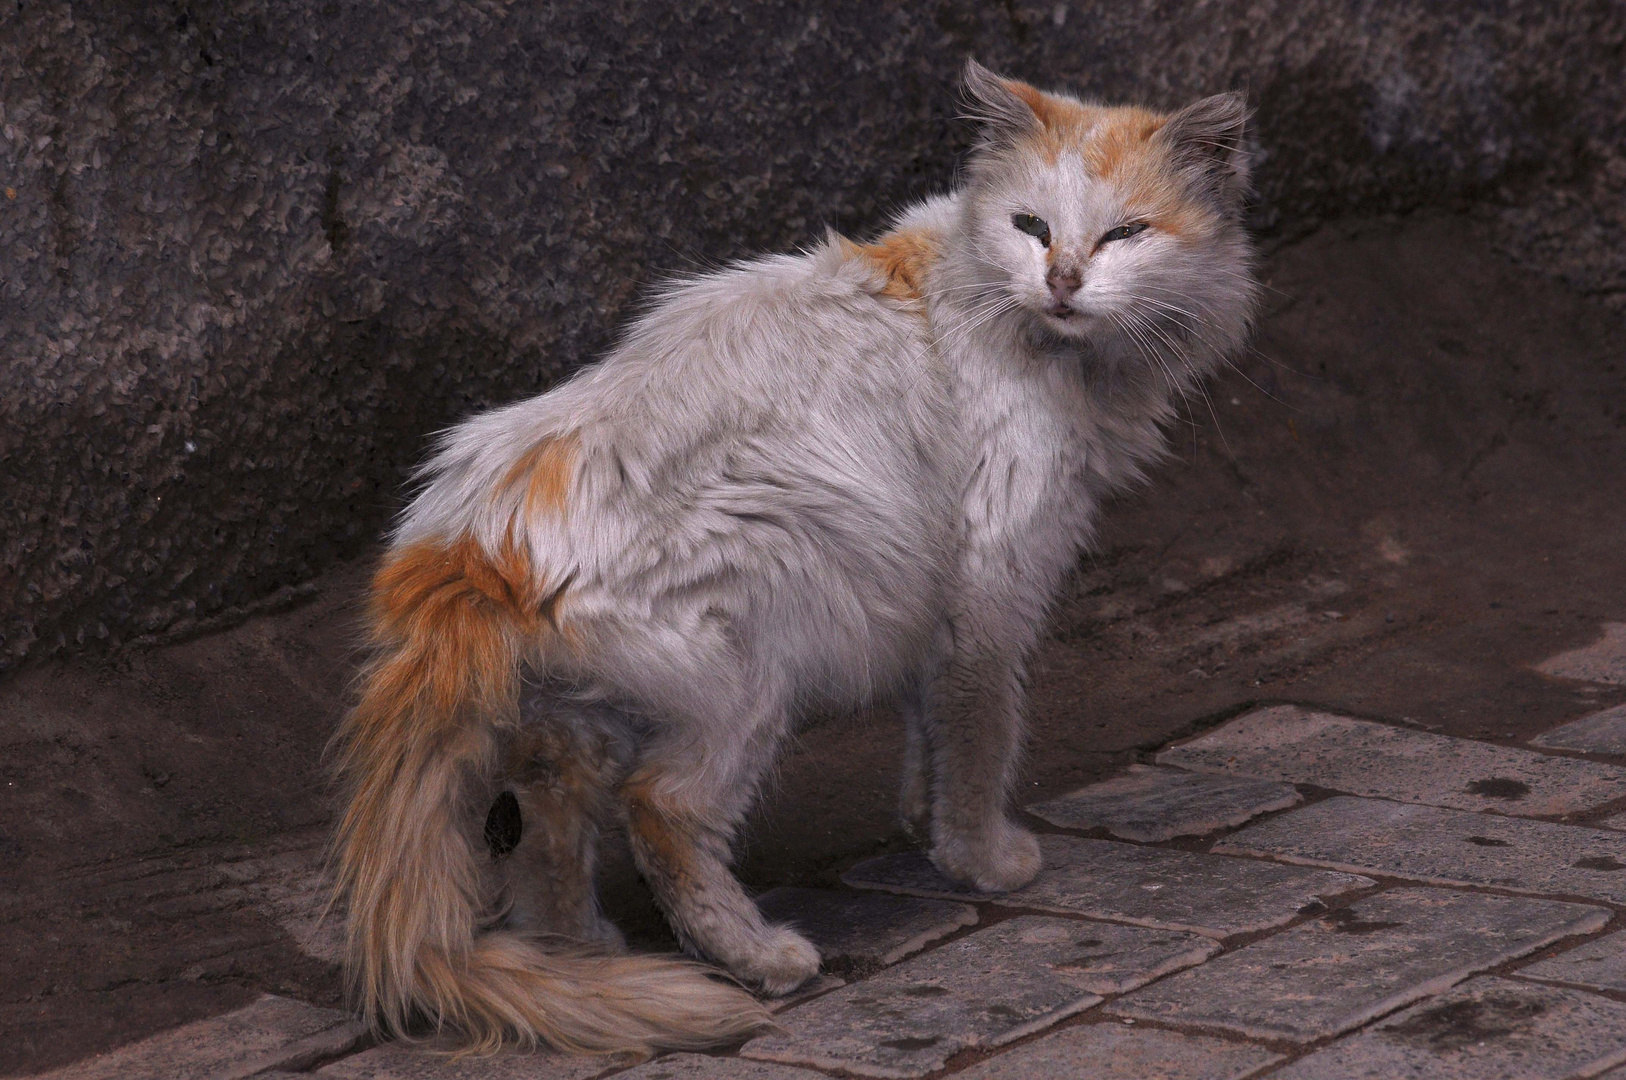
[585,211,956,430]
[399,204,964,556]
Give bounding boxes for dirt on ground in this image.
[3,212,1624,1076]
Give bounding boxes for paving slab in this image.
[1158,705,1626,815]
[951,1023,1283,1080]
[42,994,368,1080]
[842,834,1372,939]
[1517,931,1626,992]
[754,887,977,976]
[1108,888,1608,1043]
[317,1040,613,1078]
[1270,976,1626,1079]
[772,973,846,1011]
[742,914,1214,1078]
[217,844,346,965]
[1025,764,1302,842]
[1537,623,1626,685]
[615,1055,831,1078]
[1217,795,1626,903]
[1532,704,1626,755]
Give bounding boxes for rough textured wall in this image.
[2,0,1623,669]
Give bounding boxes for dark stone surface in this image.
[3,0,1624,668]
[754,886,977,977]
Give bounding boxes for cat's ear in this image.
[961,59,1047,144]
[1153,91,1252,210]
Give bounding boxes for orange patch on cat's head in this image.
[1081,108,1169,179]
[1083,110,1217,240]
[982,75,1151,165]
[1111,148,1214,242]
[991,77,1212,240]
[852,226,942,305]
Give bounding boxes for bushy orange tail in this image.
[329,537,772,1054]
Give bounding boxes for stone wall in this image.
[3,0,1623,669]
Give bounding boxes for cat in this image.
[329,59,1258,1055]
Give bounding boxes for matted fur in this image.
[331,60,1258,1054]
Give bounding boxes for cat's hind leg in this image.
[622,767,819,994]
[613,673,819,995]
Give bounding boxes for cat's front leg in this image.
[898,680,932,839]
[922,620,1041,892]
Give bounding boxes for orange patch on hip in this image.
[374,534,569,649]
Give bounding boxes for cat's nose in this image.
[1046,265,1082,303]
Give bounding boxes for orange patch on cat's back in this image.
[849,227,943,304]
[499,431,581,519]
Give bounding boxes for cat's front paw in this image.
[898,781,931,842]
[731,923,822,997]
[930,819,1042,893]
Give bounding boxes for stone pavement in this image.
[41,625,1626,1078]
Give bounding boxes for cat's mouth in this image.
[1045,304,1081,322]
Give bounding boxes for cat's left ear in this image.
[961,59,1047,146]
[1153,91,1252,211]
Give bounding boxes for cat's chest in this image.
[956,362,1100,545]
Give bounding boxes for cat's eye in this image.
[1012,213,1051,248]
[1099,222,1150,244]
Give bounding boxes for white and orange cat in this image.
[330,61,1258,1054]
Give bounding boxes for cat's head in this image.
[953,61,1256,364]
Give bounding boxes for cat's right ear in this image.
[962,59,1046,145]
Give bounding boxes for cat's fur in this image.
[330,60,1258,1055]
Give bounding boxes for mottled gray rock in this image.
[843,834,1373,938]
[1517,931,1626,992]
[1537,624,1626,686]
[40,994,367,1080]
[1026,764,1302,842]
[6,0,1626,669]
[1270,977,1626,1079]
[1109,889,1608,1043]
[1159,705,1626,815]
[951,1023,1283,1080]
[743,914,1213,1078]
[615,1057,829,1080]
[1531,703,1626,754]
[1218,796,1626,902]
[317,1040,615,1078]
[754,887,977,976]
